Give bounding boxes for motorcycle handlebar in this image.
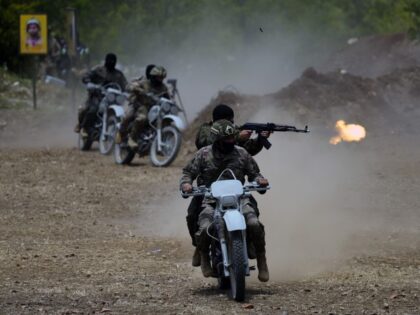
[181,187,209,198]
[86,82,103,92]
[180,184,270,198]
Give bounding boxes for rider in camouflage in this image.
[180,119,270,282]
[195,104,267,155]
[187,104,270,267]
[74,53,127,136]
[116,66,170,148]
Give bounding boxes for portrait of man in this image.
[25,18,43,48]
[20,14,48,54]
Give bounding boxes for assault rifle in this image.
[239,123,309,149]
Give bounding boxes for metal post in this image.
[32,56,38,109]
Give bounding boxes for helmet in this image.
[149,66,167,78]
[145,64,156,79]
[210,119,237,142]
[26,18,41,31]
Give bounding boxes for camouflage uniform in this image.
[180,144,267,259]
[120,78,169,140]
[195,122,264,156]
[78,65,127,130]
[187,121,263,246]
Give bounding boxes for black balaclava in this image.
[145,64,156,80]
[212,104,234,122]
[213,138,235,154]
[150,75,163,87]
[105,53,117,71]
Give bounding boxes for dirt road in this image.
[1,62,420,313]
[0,133,419,315]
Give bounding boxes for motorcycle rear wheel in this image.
[114,141,135,165]
[149,125,181,167]
[99,115,117,155]
[228,231,246,302]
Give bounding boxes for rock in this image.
[243,304,254,309]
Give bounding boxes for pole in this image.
[32,56,38,110]
[66,8,77,110]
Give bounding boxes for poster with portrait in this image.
[20,14,48,54]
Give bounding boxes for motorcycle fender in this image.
[223,211,246,232]
[163,115,186,131]
[109,105,125,118]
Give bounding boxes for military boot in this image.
[247,241,256,259]
[256,252,269,282]
[128,136,138,149]
[115,131,122,144]
[192,247,201,267]
[80,128,88,138]
[200,251,212,277]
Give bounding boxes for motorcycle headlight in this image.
[116,94,125,105]
[98,101,107,113]
[161,101,171,113]
[148,105,161,123]
[106,93,116,103]
[170,105,179,115]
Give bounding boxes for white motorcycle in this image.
[182,170,270,302]
[114,94,186,166]
[78,82,127,154]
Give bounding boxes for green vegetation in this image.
[1,0,419,75]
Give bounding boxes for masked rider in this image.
[196,104,270,154]
[75,53,127,137]
[116,66,170,148]
[180,119,270,282]
[187,104,270,267]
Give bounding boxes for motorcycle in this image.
[78,82,127,154]
[114,93,186,167]
[181,169,270,302]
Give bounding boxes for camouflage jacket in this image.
[195,122,264,156]
[82,65,127,91]
[180,145,264,188]
[127,79,169,109]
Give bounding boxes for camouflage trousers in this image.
[120,104,148,140]
[195,197,266,254]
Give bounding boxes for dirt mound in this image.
[322,33,420,77]
[273,66,420,133]
[187,66,420,138]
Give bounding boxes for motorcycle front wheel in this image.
[114,140,135,165]
[228,231,246,302]
[149,125,181,167]
[99,115,118,155]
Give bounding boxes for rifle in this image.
[239,123,309,149]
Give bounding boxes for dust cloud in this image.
[120,7,332,118]
[0,106,78,149]
[249,106,419,280]
[142,106,373,281]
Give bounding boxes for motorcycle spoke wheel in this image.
[149,126,181,167]
[114,142,135,164]
[99,115,117,155]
